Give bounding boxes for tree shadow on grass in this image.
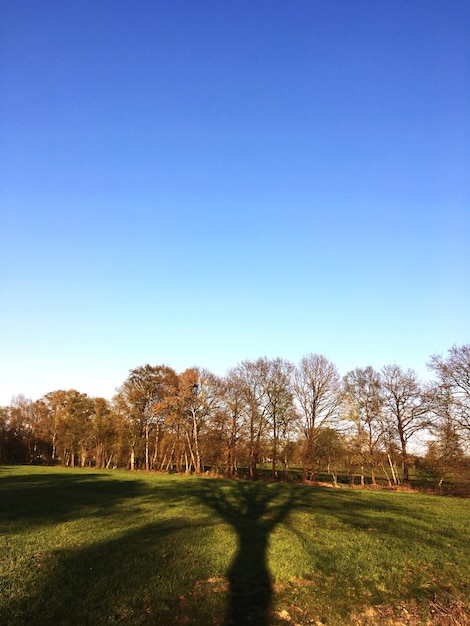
[3,470,468,625]
[1,474,299,626]
[196,479,298,625]
[2,518,218,625]
[0,469,149,531]
[1,474,222,625]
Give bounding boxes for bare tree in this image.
[381,365,429,483]
[315,428,346,486]
[428,344,470,437]
[425,382,466,487]
[227,359,271,479]
[292,354,342,481]
[343,366,385,485]
[262,358,296,479]
[219,371,246,476]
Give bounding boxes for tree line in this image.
[1,345,469,487]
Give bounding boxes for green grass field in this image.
[1,466,469,625]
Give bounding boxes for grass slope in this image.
[1,466,469,625]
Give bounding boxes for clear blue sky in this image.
[1,0,469,404]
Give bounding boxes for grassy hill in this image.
[1,466,469,625]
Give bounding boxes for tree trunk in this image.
[402,449,410,484]
[192,411,201,474]
[152,423,160,470]
[370,467,377,486]
[380,462,392,486]
[145,423,150,472]
[185,429,197,472]
[284,456,289,482]
[302,452,310,481]
[331,470,338,487]
[271,416,278,480]
[229,413,237,476]
[388,454,399,485]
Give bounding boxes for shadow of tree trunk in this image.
[226,525,271,625]
[196,480,297,625]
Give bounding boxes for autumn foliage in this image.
[1,346,469,487]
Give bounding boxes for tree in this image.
[429,344,470,437]
[292,354,342,481]
[0,403,31,463]
[42,390,90,464]
[218,371,246,476]
[115,365,178,470]
[0,406,11,463]
[28,399,54,462]
[8,395,36,463]
[148,368,179,470]
[422,382,466,487]
[90,397,119,469]
[312,428,346,486]
[176,367,221,474]
[381,365,429,483]
[424,425,465,489]
[56,393,95,467]
[262,358,297,479]
[343,366,384,485]
[227,359,271,479]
